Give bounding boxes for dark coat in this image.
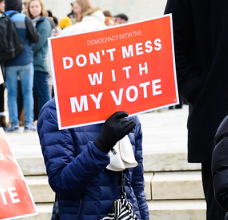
[212,116,228,211]
[37,98,149,220]
[165,0,228,163]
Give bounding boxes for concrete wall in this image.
[42,0,168,23]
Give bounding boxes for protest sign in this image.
[0,128,38,220]
[49,14,178,129]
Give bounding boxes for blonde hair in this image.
[73,0,92,22]
[27,0,47,18]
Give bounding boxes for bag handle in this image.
[121,171,127,199]
[8,12,18,17]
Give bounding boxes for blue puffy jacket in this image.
[37,98,149,220]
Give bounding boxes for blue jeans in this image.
[5,63,34,126]
[34,70,51,113]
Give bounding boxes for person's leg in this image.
[17,79,24,125]
[202,163,226,220]
[5,66,19,126]
[34,70,51,113]
[19,63,34,127]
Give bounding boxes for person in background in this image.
[21,0,29,14]
[164,0,228,219]
[38,7,149,220]
[72,0,91,23]
[18,0,29,126]
[114,13,128,24]
[27,0,52,122]
[4,0,39,132]
[103,10,114,27]
[47,10,58,27]
[0,0,6,129]
[103,10,112,17]
[67,2,75,24]
[47,10,60,37]
[0,0,4,14]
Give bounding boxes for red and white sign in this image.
[0,128,38,220]
[49,14,178,129]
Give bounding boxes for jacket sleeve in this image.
[25,16,40,43]
[164,0,199,104]
[32,18,52,54]
[131,117,150,220]
[212,116,228,211]
[37,101,110,197]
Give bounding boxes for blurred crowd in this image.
[0,0,130,132]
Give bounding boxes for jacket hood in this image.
[82,9,105,24]
[5,0,22,12]
[58,9,107,37]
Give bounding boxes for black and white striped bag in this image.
[100,172,139,220]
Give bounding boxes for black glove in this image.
[94,111,136,153]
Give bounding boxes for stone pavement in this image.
[4,104,206,220]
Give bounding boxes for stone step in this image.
[18,200,206,220]
[15,149,201,175]
[143,151,201,172]
[149,171,204,200]
[139,171,204,201]
[138,107,201,172]
[26,171,204,204]
[148,200,206,220]
[25,176,54,203]
[15,147,201,175]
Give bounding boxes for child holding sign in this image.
[37,7,149,220]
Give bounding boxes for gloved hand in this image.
[94,111,136,153]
